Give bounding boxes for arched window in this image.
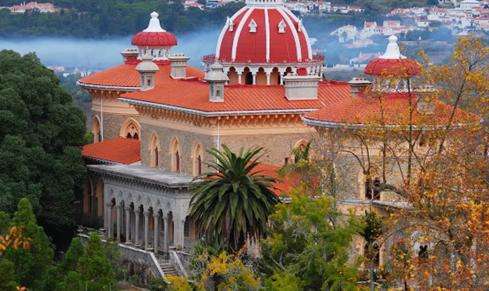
[365,177,381,200]
[170,138,181,172]
[293,139,309,163]
[120,118,141,140]
[92,116,102,143]
[193,143,204,176]
[227,67,238,84]
[149,133,160,168]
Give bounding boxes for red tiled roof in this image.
[78,63,204,89]
[82,138,141,164]
[121,79,351,113]
[304,93,479,127]
[254,163,297,195]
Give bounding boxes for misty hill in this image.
[0,0,435,38]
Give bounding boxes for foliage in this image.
[2,198,54,289]
[148,276,170,291]
[166,275,192,291]
[196,252,260,290]
[0,50,86,247]
[263,271,302,291]
[189,145,279,252]
[260,192,361,290]
[0,258,18,291]
[0,1,245,37]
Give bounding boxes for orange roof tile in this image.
[304,93,479,128]
[254,163,298,196]
[82,138,141,164]
[78,63,205,89]
[121,79,351,114]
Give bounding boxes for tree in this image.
[189,145,279,252]
[3,198,54,289]
[260,191,361,290]
[0,50,86,247]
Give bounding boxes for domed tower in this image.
[364,35,421,93]
[204,0,323,85]
[131,11,178,62]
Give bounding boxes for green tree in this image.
[0,258,18,291]
[260,192,361,290]
[0,50,86,247]
[189,145,279,252]
[3,198,54,289]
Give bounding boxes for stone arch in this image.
[270,67,280,85]
[95,178,104,218]
[83,177,94,216]
[243,67,253,85]
[170,137,182,172]
[292,139,309,163]
[192,143,204,177]
[256,67,267,85]
[149,132,160,168]
[227,67,239,84]
[120,117,141,140]
[92,116,102,143]
[284,66,293,77]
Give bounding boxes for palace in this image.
[78,0,476,278]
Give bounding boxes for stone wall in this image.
[92,112,139,141]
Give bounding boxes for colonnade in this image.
[104,200,192,252]
[224,64,323,85]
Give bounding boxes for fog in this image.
[0,27,221,70]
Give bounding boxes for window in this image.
[175,150,180,172]
[197,155,202,175]
[149,133,160,168]
[170,138,181,172]
[418,245,429,259]
[284,157,289,165]
[365,177,381,200]
[193,144,204,176]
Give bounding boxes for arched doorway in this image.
[243,67,253,85]
[256,67,267,85]
[270,67,280,85]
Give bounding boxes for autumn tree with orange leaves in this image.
[336,37,488,289]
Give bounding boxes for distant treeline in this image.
[0,0,245,37]
[0,0,436,38]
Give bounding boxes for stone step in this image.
[159,263,178,276]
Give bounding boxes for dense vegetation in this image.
[0,50,86,247]
[0,0,437,38]
[0,0,244,37]
[0,199,118,290]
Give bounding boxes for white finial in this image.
[380,35,405,59]
[144,11,166,32]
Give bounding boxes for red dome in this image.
[131,11,177,48]
[215,5,312,64]
[364,35,420,77]
[132,31,177,47]
[364,58,421,77]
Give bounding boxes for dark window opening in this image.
[419,245,429,259]
[197,155,202,175]
[175,151,180,172]
[154,147,159,167]
[365,177,381,200]
[245,72,253,85]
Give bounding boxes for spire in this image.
[380,35,405,60]
[143,11,166,32]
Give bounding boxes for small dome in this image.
[132,12,177,47]
[365,35,420,77]
[215,2,312,64]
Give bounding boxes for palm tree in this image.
[189,145,279,252]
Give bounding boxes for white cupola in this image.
[204,62,229,102]
[136,52,159,90]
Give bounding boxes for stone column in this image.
[144,211,149,250]
[153,213,159,254]
[264,68,273,85]
[125,206,131,244]
[134,207,140,245]
[174,217,185,249]
[116,204,121,242]
[163,216,169,253]
[105,203,112,239]
[279,68,286,85]
[236,68,243,84]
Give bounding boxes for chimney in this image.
[136,52,159,91]
[415,85,437,114]
[348,77,371,96]
[121,48,139,65]
[204,62,229,103]
[283,74,321,100]
[168,53,190,79]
